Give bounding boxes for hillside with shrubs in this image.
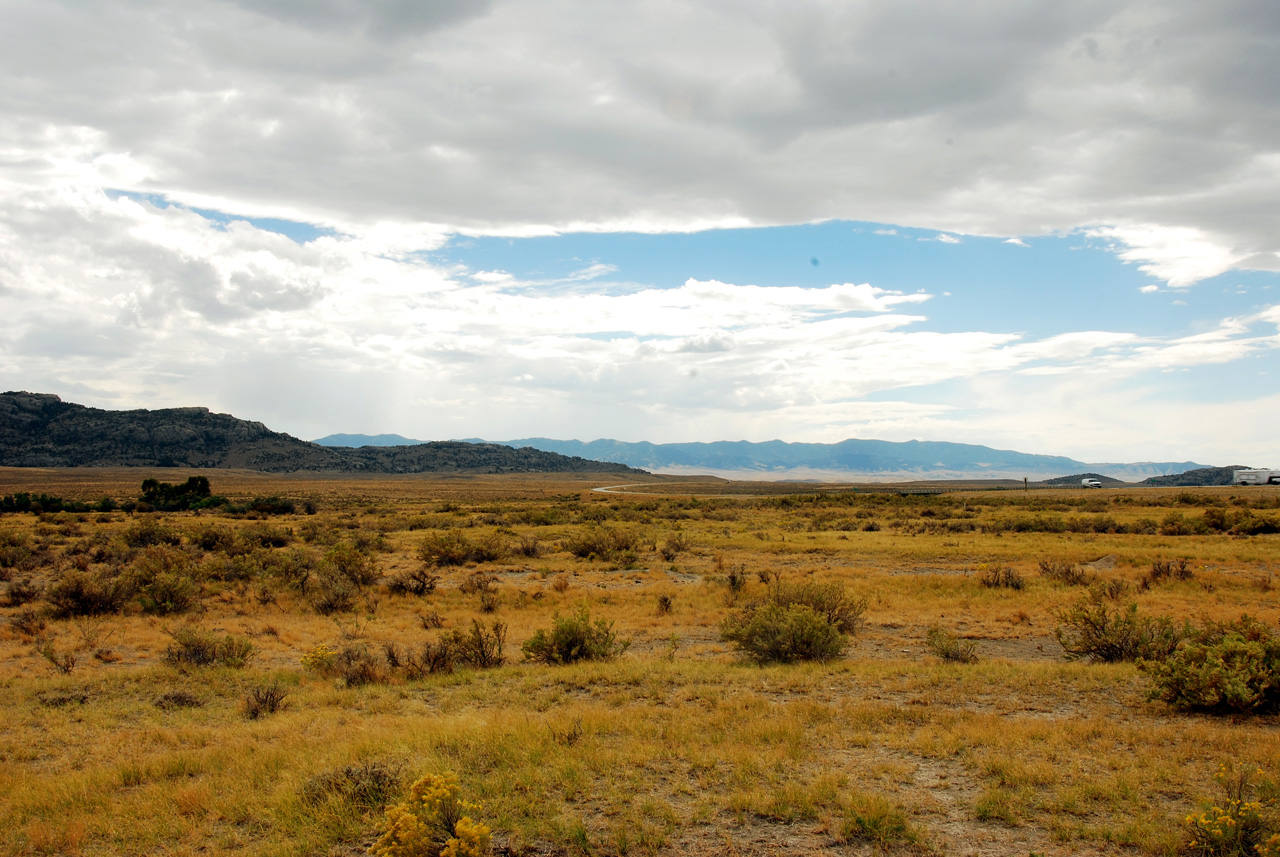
[0,392,641,475]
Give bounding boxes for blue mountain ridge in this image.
[311,434,1207,480]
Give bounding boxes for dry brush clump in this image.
[154,690,203,710]
[243,681,289,719]
[10,604,47,637]
[303,620,508,684]
[977,564,1025,590]
[160,626,255,668]
[4,576,42,606]
[925,626,978,663]
[1054,593,1189,663]
[44,567,132,618]
[304,642,387,686]
[1141,557,1195,590]
[301,760,403,812]
[659,531,689,561]
[34,636,76,674]
[1038,559,1091,586]
[387,566,440,596]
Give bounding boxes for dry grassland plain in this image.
[1,467,1278,857]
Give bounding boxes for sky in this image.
[1,0,1278,466]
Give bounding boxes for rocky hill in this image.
[0,392,643,475]
[1141,466,1250,487]
[1039,473,1125,486]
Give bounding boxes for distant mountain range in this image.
[3,392,1244,483]
[316,433,1219,482]
[312,433,424,448]
[0,393,642,475]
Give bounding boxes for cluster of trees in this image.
[139,477,222,511]
[0,493,114,514]
[2,477,301,517]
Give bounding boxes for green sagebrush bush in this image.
[1054,592,1189,663]
[138,571,199,615]
[128,546,199,614]
[768,580,868,634]
[418,530,507,566]
[522,607,629,664]
[122,517,182,548]
[560,525,642,560]
[309,568,358,614]
[721,580,865,664]
[324,541,380,586]
[1141,616,1280,714]
[721,602,847,664]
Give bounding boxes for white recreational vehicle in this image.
[1234,469,1280,485]
[1081,478,1103,488]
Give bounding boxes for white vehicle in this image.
[1081,478,1103,488]
[1234,469,1280,485]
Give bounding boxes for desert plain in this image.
[1,467,1278,856]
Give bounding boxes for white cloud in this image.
[2,171,1278,459]
[1,1,1278,285]
[1004,237,1029,247]
[471,270,514,283]
[3,0,1280,462]
[1086,225,1253,288]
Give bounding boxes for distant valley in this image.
[0,391,1246,483]
[315,433,1231,483]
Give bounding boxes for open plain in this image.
[1,467,1278,856]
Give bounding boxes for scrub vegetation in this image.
[1,467,1279,856]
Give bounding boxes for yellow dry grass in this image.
[0,468,1278,856]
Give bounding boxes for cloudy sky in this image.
[2,0,1278,465]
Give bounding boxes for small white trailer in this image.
[1234,469,1280,485]
[1081,478,1102,488]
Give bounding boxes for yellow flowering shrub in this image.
[370,773,490,857]
[301,643,339,676]
[1184,764,1276,857]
